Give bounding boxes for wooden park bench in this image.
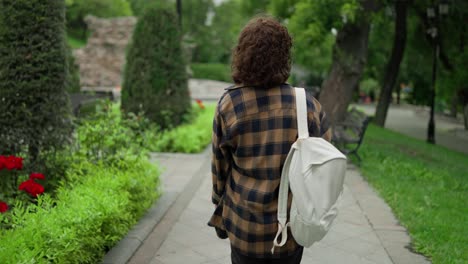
[332,108,371,163]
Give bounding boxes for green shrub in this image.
[121,5,191,129]
[191,63,232,83]
[76,100,156,167]
[0,0,72,158]
[0,158,159,263]
[151,104,215,153]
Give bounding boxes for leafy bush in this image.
[151,103,215,153]
[0,158,159,263]
[191,63,232,83]
[0,0,72,159]
[77,101,143,166]
[359,125,468,263]
[121,5,191,129]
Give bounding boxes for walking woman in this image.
[208,16,331,264]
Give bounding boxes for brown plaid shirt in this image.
[208,84,331,258]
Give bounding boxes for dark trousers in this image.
[230,246,303,264]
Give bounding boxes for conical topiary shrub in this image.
[0,0,72,158]
[121,4,191,129]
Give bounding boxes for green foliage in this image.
[359,125,468,263]
[66,45,81,93]
[268,0,300,19]
[191,63,231,83]
[274,0,357,79]
[359,78,380,94]
[0,0,72,156]
[240,0,270,16]
[67,35,87,49]
[126,0,149,16]
[150,104,215,153]
[363,9,393,83]
[77,101,157,166]
[0,158,159,263]
[121,5,191,129]
[66,0,132,40]
[198,0,246,64]
[127,0,173,16]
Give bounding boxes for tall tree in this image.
[318,0,381,123]
[374,0,409,127]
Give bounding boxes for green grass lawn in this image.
[359,124,468,264]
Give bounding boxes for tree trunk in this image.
[176,0,182,27]
[449,93,457,118]
[397,84,401,104]
[464,104,468,130]
[374,1,408,127]
[319,20,371,124]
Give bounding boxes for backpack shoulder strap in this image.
[272,87,308,254]
[295,88,309,139]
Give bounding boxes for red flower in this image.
[1,155,23,170]
[29,172,45,180]
[0,201,8,213]
[19,179,44,198]
[195,99,205,110]
[5,156,16,170]
[14,156,23,170]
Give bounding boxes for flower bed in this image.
[0,158,159,263]
[0,101,161,262]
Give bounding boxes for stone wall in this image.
[73,16,136,89]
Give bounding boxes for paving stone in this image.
[305,244,374,264]
[364,248,394,264]
[316,229,352,246]
[383,241,431,264]
[192,241,231,260]
[168,222,220,247]
[153,246,211,264]
[376,229,411,244]
[358,231,383,244]
[332,236,382,258]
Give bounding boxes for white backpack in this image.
[271,88,347,253]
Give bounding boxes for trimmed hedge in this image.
[121,4,191,129]
[0,159,159,263]
[0,0,72,157]
[191,63,232,83]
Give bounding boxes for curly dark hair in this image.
[231,17,292,88]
